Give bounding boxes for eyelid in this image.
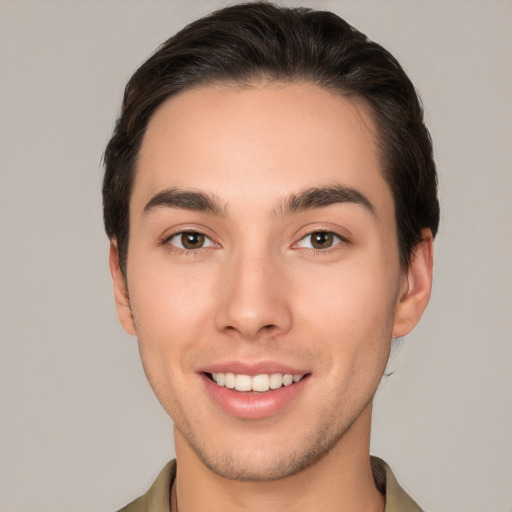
[295,232,342,250]
[160,225,220,251]
[168,232,214,249]
[292,225,351,250]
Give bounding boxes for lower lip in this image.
[201,374,308,419]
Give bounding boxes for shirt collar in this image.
[120,457,423,512]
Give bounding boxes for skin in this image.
[110,82,433,512]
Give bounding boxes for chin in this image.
[183,421,349,482]
[203,451,318,482]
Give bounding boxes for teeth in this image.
[211,372,305,392]
[234,374,252,392]
[224,373,235,389]
[251,374,270,392]
[270,373,283,389]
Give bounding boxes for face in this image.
[111,82,432,481]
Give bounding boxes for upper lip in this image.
[198,360,310,376]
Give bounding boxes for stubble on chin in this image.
[175,398,371,483]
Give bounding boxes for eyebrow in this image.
[143,187,227,216]
[142,184,375,218]
[278,185,375,217]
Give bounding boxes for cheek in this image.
[127,265,218,416]
[292,259,397,369]
[129,257,217,330]
[127,258,219,383]
[299,258,395,320]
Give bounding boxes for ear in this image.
[392,228,434,338]
[109,240,136,336]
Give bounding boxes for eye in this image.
[296,231,343,250]
[166,231,215,250]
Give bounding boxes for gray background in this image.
[1,1,511,511]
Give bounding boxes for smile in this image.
[201,369,310,419]
[209,372,306,392]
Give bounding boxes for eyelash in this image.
[294,230,348,253]
[161,230,217,255]
[162,228,347,256]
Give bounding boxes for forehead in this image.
[133,82,392,219]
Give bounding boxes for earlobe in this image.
[392,229,434,338]
[109,241,137,336]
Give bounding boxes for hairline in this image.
[120,77,402,275]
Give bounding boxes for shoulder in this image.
[116,461,176,512]
[117,494,146,512]
[371,456,425,512]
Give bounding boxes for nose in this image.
[214,250,293,341]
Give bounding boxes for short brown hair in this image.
[103,2,439,275]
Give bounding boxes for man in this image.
[103,2,439,511]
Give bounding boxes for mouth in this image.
[205,372,308,392]
[201,367,310,419]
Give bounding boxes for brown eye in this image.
[181,232,205,249]
[310,232,334,249]
[167,231,214,250]
[296,231,342,250]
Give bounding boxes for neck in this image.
[173,405,384,512]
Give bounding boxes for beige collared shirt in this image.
[117,456,423,512]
